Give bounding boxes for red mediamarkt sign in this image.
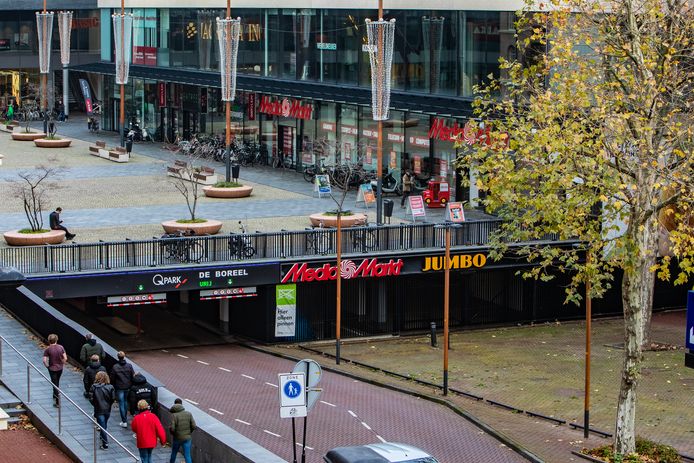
[282,258,403,283]
[429,118,509,148]
[258,96,313,120]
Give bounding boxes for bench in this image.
[167,161,218,185]
[193,166,218,185]
[167,159,188,176]
[88,140,129,163]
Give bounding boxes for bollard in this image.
[430,322,437,347]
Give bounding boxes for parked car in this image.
[324,442,439,463]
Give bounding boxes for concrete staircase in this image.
[0,383,25,429]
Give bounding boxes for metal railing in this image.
[0,335,139,462]
[0,221,511,276]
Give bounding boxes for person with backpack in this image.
[131,400,166,463]
[89,371,115,450]
[79,333,104,366]
[83,354,106,398]
[109,351,135,428]
[128,373,158,417]
[169,398,197,463]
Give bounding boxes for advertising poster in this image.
[407,195,427,221]
[357,183,376,206]
[413,155,422,174]
[275,284,297,337]
[366,146,373,165]
[447,202,465,222]
[79,79,93,115]
[389,151,397,169]
[343,142,352,161]
[314,174,331,197]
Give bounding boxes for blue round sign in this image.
[284,380,302,399]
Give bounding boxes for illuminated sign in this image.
[107,293,166,307]
[281,258,403,283]
[199,287,257,300]
[421,254,487,272]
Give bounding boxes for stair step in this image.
[6,407,26,417]
[0,402,22,410]
[7,416,23,425]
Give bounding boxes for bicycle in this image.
[305,221,333,255]
[159,230,204,263]
[228,221,256,259]
[351,217,378,252]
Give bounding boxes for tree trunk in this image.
[614,213,658,455]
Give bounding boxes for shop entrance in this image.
[277,124,296,168]
[182,111,198,140]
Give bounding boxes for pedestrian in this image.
[49,207,76,240]
[83,354,106,398]
[6,102,13,121]
[109,351,135,428]
[401,169,413,208]
[169,398,196,463]
[131,399,166,463]
[89,371,115,450]
[42,334,67,407]
[128,372,158,417]
[126,131,133,156]
[58,100,65,122]
[79,333,104,366]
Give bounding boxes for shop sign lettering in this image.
[341,125,357,135]
[259,96,313,120]
[409,136,430,148]
[387,133,404,143]
[422,254,487,272]
[282,258,404,283]
[429,118,509,148]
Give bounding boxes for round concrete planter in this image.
[3,230,65,246]
[309,213,368,228]
[12,132,46,141]
[161,219,223,235]
[34,138,72,148]
[202,185,253,198]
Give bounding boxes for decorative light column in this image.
[36,3,54,135]
[58,11,73,119]
[113,3,133,147]
[365,3,395,225]
[216,3,241,182]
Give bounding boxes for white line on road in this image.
[235,419,251,426]
[184,399,198,405]
[265,382,278,388]
[376,435,386,443]
[218,367,231,372]
[264,430,281,437]
[348,410,357,418]
[196,360,210,365]
[295,443,315,450]
[161,349,169,353]
[320,401,336,407]
[361,422,372,431]
[241,374,255,380]
[209,408,224,415]
[176,354,189,359]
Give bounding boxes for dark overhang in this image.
[71,62,475,119]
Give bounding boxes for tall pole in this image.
[119,0,125,147]
[584,249,592,438]
[375,0,384,225]
[443,225,450,395]
[225,0,232,182]
[42,0,48,135]
[335,213,342,364]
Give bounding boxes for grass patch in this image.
[18,229,51,234]
[213,181,243,188]
[175,218,208,224]
[323,210,354,216]
[583,438,681,462]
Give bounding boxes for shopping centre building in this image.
[74,0,522,200]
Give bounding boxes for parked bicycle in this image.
[351,217,378,252]
[305,221,333,255]
[159,230,204,263]
[228,221,256,259]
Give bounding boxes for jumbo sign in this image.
[258,96,313,120]
[422,254,487,272]
[282,258,403,283]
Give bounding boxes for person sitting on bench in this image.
[49,207,76,240]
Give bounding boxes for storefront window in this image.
[314,102,337,165]
[404,113,430,177]
[338,104,358,165]
[237,9,263,75]
[384,110,405,175]
[133,9,158,67]
[459,11,503,97]
[266,9,297,79]
[359,107,378,172]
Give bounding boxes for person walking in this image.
[49,207,76,240]
[109,351,134,428]
[83,354,106,398]
[79,333,104,366]
[89,371,115,450]
[58,100,65,122]
[6,102,13,121]
[128,373,158,417]
[169,398,196,463]
[401,169,414,208]
[131,399,166,463]
[42,334,67,407]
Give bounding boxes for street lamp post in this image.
[443,223,451,395]
[365,1,395,225]
[36,1,53,136]
[57,11,73,120]
[112,1,133,147]
[216,2,241,183]
[584,249,592,438]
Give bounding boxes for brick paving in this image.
[0,427,72,463]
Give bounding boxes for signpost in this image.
[407,195,427,222]
[292,359,322,463]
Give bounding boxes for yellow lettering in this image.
[473,254,487,267]
[431,257,442,271]
[449,255,459,269]
[422,257,431,272]
[459,254,472,268]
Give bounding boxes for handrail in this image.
[0,335,140,462]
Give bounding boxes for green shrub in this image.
[18,229,51,234]
[176,218,208,224]
[584,438,681,463]
[323,209,354,216]
[213,181,243,188]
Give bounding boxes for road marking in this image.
[161,349,169,353]
[176,354,189,359]
[196,360,210,365]
[361,422,372,431]
[348,410,357,418]
[296,443,315,450]
[265,382,278,388]
[376,435,386,443]
[320,401,336,407]
[235,419,251,426]
[184,399,198,405]
[264,430,281,437]
[209,408,224,415]
[218,367,231,372]
[241,374,255,380]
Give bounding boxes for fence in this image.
[0,220,510,276]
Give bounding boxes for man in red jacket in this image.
[131,399,166,463]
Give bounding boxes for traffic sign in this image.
[278,373,307,418]
[293,359,323,411]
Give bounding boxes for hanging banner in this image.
[343,142,352,161]
[247,93,256,120]
[389,151,397,169]
[158,82,166,107]
[413,155,422,174]
[200,88,208,114]
[366,146,373,165]
[407,195,427,222]
[446,202,465,223]
[275,284,297,337]
[79,79,93,115]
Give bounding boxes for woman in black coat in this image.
[89,371,115,450]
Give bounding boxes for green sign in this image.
[275,284,297,337]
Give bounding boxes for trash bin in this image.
[231,164,241,181]
[383,199,394,223]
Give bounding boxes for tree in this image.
[168,155,207,221]
[455,0,693,456]
[9,164,62,232]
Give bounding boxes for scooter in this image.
[381,169,402,195]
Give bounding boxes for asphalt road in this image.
[130,344,527,463]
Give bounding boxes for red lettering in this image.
[281,258,403,283]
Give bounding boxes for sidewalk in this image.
[0,306,172,462]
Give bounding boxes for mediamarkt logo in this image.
[281,258,403,283]
[258,96,313,120]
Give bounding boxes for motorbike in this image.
[381,169,402,195]
[128,117,153,142]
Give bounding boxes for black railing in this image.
[0,220,520,276]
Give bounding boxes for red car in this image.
[421,180,450,208]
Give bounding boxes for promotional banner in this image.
[356,183,376,207]
[447,202,465,222]
[407,195,427,222]
[314,174,331,198]
[79,79,93,115]
[389,151,397,169]
[275,284,297,337]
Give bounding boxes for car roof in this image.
[324,442,435,463]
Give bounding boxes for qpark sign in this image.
[281,258,403,283]
[258,96,313,120]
